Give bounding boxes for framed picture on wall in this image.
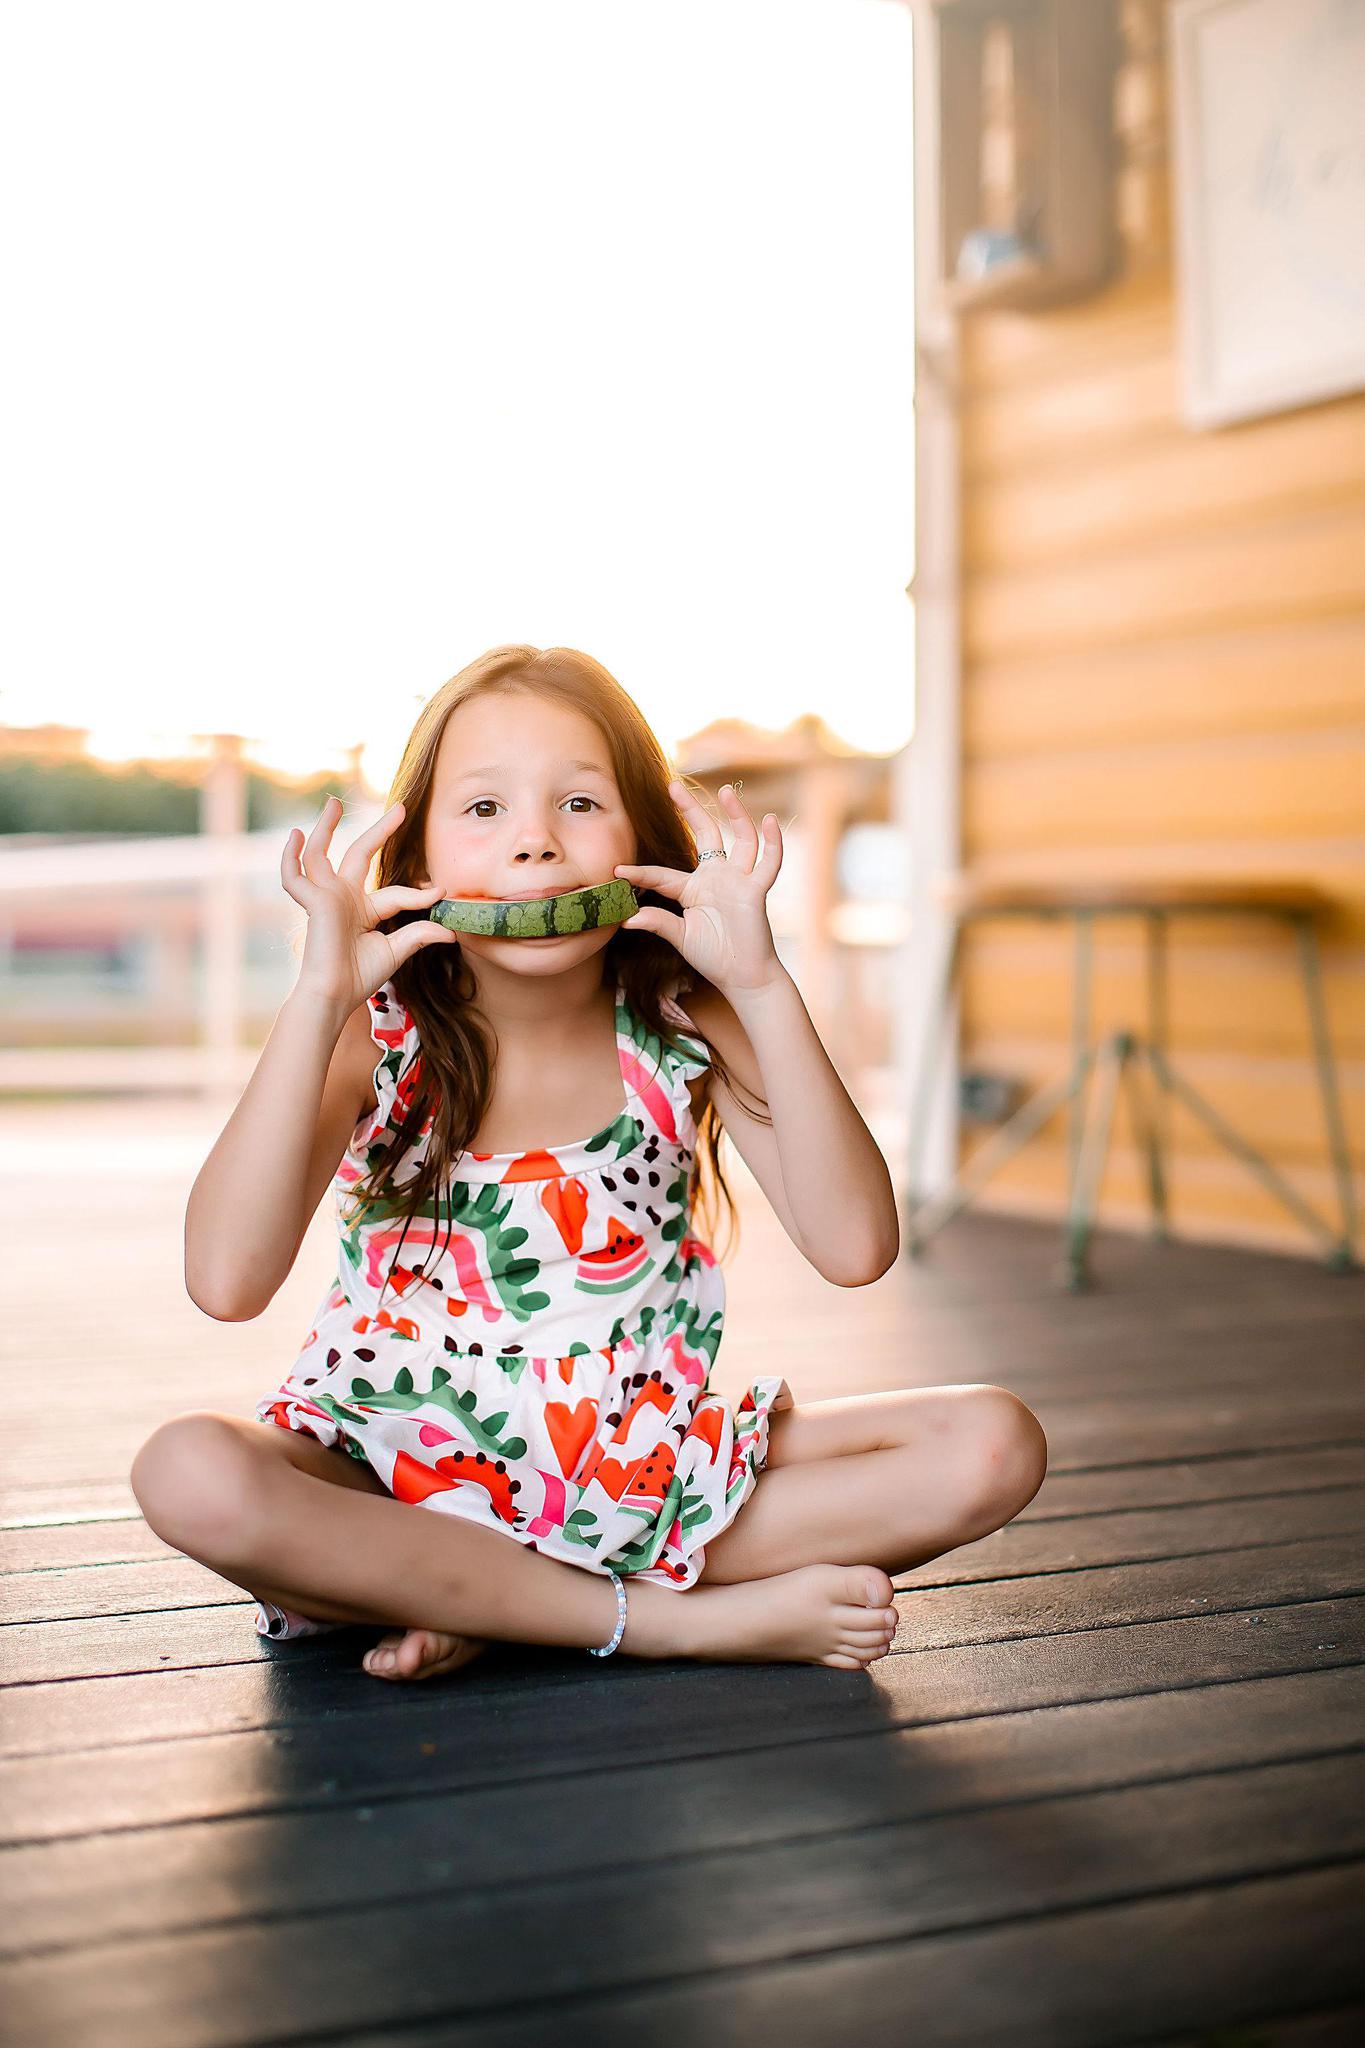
[1171,0,1365,428]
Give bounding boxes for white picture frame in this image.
[1170,0,1365,429]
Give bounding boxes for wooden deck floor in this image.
[3,1098,1364,2046]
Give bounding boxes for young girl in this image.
[131,645,1047,1679]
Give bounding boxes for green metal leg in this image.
[907,1045,1098,1252]
[1063,1030,1129,1291]
[1123,1021,1168,1241]
[1143,911,1170,1239]
[1067,911,1094,1212]
[1294,916,1359,1267]
[1146,1042,1350,1264]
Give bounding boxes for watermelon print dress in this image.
[252,971,793,1625]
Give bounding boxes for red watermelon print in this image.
[253,972,793,1591]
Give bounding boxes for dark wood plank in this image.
[1015,1445,1365,1516]
[1147,2007,1365,2047]
[8,1126,1365,2048]
[2,1591,1358,1799]
[4,1792,1363,2047]
[1,1670,1360,1954]
[319,1864,1365,2048]
[6,1486,1364,1625]
[7,1530,1361,1686]
[8,1444,1365,1576]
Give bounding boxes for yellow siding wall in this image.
[956,262,1365,1255]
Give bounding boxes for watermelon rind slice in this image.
[428,877,640,938]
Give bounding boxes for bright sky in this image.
[0,0,915,793]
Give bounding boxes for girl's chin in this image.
[467,930,583,951]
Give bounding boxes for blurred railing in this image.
[0,799,911,1112]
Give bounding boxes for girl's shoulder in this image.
[341,995,387,1128]
[657,973,715,1122]
[348,980,420,1153]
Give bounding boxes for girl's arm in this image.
[184,992,374,1321]
[185,795,458,1321]
[687,970,900,1287]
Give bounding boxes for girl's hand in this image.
[613,779,786,998]
[281,796,458,1008]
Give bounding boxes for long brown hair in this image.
[347,644,771,1269]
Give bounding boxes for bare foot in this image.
[626,1563,900,1669]
[362,1627,490,1681]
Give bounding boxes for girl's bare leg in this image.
[223,1428,490,1681]
[696,1382,1048,1587]
[129,1415,900,1673]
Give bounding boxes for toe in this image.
[836,1603,892,1634]
[864,1567,895,1607]
[844,1564,895,1610]
[397,1632,429,1676]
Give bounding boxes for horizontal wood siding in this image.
[956,266,1365,1254]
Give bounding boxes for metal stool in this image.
[904,877,1359,1290]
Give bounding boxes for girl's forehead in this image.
[433,699,614,786]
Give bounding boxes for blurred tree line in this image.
[0,757,344,835]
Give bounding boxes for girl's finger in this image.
[299,796,343,883]
[302,794,341,852]
[614,861,688,897]
[621,905,682,944]
[389,921,460,971]
[337,800,409,886]
[667,778,725,861]
[717,782,760,869]
[754,812,783,883]
[280,828,318,906]
[367,881,445,920]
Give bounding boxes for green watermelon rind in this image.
[574,1259,657,1297]
[428,877,639,938]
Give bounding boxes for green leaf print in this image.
[562,1508,603,1551]
[450,1183,554,1321]
[611,1480,683,1574]
[663,1297,724,1371]
[725,1446,760,1508]
[613,1471,685,1578]
[678,1487,714,1538]
[583,1110,645,1163]
[326,1368,530,1462]
[338,1180,554,1326]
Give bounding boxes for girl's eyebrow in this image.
[450,759,612,786]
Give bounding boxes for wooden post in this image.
[198,732,248,1100]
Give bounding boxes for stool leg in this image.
[1067,911,1094,1213]
[1146,1042,1347,1263]
[906,1050,1099,1252]
[1294,916,1358,1267]
[1124,1035,1168,1242]
[1142,910,1171,1239]
[1063,1031,1127,1291]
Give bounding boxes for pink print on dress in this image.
[358,1219,500,1325]
[619,1046,681,1145]
[525,1468,570,1537]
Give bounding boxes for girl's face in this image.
[418,690,639,972]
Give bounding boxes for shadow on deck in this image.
[3,1098,1364,2045]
